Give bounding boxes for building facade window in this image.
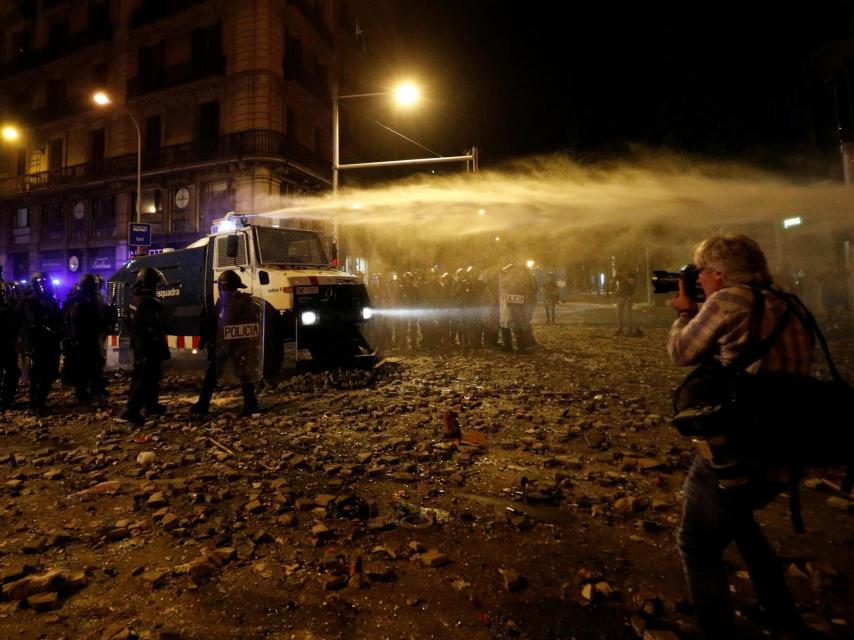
[15,148,26,177]
[43,202,65,242]
[14,207,28,229]
[48,138,64,171]
[90,129,106,163]
[144,115,162,152]
[198,101,220,142]
[91,195,116,238]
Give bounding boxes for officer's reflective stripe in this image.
[223,323,260,340]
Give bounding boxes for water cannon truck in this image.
[108,214,374,374]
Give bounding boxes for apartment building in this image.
[0,0,380,288]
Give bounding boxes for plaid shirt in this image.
[668,284,814,374]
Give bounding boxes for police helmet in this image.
[134,267,167,291]
[31,272,55,297]
[217,269,247,292]
[78,273,100,296]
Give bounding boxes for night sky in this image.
[378,1,851,165]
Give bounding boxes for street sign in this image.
[128,222,151,246]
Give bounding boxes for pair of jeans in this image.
[678,456,800,638]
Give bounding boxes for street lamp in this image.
[332,81,421,194]
[92,91,142,224]
[1,125,19,142]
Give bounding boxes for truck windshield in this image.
[255,227,329,266]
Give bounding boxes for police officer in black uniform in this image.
[191,270,260,418]
[121,267,170,426]
[17,272,62,415]
[63,273,108,403]
[0,281,21,410]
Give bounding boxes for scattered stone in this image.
[26,591,58,611]
[827,496,853,512]
[140,568,169,588]
[420,549,451,568]
[499,568,527,592]
[136,451,156,467]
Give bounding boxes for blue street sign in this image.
[128,222,151,246]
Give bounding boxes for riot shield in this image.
[216,293,265,386]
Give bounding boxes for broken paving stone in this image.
[136,451,156,467]
[499,568,527,592]
[146,492,167,508]
[827,496,853,512]
[245,499,264,514]
[364,563,396,582]
[314,494,337,508]
[594,581,614,598]
[323,575,348,591]
[311,524,335,540]
[3,569,69,601]
[277,514,298,527]
[0,564,32,584]
[289,455,308,470]
[420,549,451,568]
[140,568,169,588]
[26,591,58,612]
[42,468,63,481]
[636,458,667,471]
[452,577,472,591]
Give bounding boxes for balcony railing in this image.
[127,55,225,98]
[16,129,324,193]
[131,0,209,29]
[0,22,112,80]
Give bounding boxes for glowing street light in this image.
[2,125,19,142]
[526,259,536,269]
[332,81,422,193]
[394,82,419,106]
[92,91,142,224]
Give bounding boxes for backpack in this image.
[672,285,854,532]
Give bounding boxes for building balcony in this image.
[0,22,113,81]
[127,55,225,98]
[7,128,324,195]
[290,0,333,45]
[130,0,210,29]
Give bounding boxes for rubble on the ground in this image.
[0,308,850,638]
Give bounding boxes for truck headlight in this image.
[301,310,318,326]
[361,306,373,320]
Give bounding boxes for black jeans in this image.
[678,456,800,638]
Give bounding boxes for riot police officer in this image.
[191,270,260,418]
[121,267,170,426]
[0,282,20,410]
[63,273,108,403]
[17,272,62,415]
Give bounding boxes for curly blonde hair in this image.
[693,234,772,286]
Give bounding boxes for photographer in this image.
[667,234,814,638]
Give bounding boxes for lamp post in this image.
[93,91,141,224]
[332,82,421,194]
